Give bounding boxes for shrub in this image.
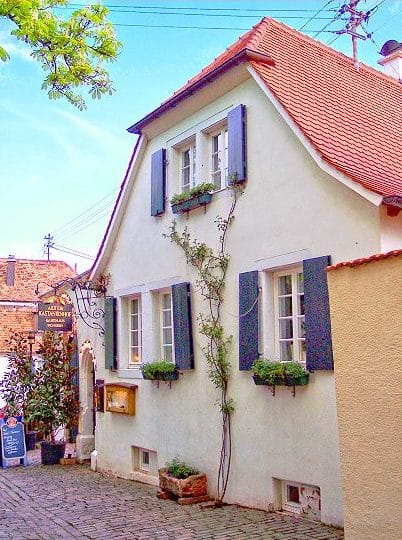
[165,457,199,479]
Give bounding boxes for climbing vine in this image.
[164,184,243,504]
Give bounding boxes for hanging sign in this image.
[0,416,28,468]
[37,302,73,332]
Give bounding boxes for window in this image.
[211,127,228,190]
[274,270,305,363]
[140,449,150,471]
[282,481,301,513]
[160,291,174,362]
[129,297,142,364]
[181,143,196,193]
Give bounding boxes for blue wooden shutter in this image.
[104,297,117,370]
[172,282,194,370]
[239,270,259,370]
[151,148,166,216]
[303,256,334,371]
[228,104,247,183]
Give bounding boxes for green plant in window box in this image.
[141,360,179,382]
[251,359,309,387]
[170,182,215,214]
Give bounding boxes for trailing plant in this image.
[164,182,243,504]
[165,457,199,479]
[141,360,178,381]
[170,182,215,205]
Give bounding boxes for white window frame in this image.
[129,296,142,366]
[160,290,174,363]
[180,142,196,193]
[210,126,228,191]
[282,481,302,513]
[273,268,305,363]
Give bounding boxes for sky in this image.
[0,0,401,273]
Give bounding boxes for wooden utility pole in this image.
[337,0,369,70]
[43,233,54,262]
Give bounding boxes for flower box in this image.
[142,369,179,382]
[172,193,213,214]
[252,374,309,387]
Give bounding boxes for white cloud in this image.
[0,31,33,62]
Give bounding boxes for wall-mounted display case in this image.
[105,383,137,415]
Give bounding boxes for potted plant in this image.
[171,182,215,214]
[28,332,79,465]
[141,360,179,382]
[251,359,309,387]
[158,457,208,502]
[0,332,38,450]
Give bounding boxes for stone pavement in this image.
[0,449,344,540]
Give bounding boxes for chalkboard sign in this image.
[0,417,28,468]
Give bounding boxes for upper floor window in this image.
[181,143,196,193]
[160,291,174,363]
[274,269,305,363]
[211,127,228,190]
[130,297,142,364]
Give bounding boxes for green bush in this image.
[165,457,199,479]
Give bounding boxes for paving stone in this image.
[0,447,344,540]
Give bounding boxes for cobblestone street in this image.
[0,450,344,540]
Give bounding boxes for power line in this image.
[112,22,337,32]
[51,245,95,261]
[57,200,114,241]
[58,208,113,242]
[299,0,337,31]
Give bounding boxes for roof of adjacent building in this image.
[327,249,402,271]
[128,17,402,199]
[0,258,75,302]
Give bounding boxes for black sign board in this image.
[0,417,28,467]
[37,302,73,332]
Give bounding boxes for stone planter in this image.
[159,468,208,499]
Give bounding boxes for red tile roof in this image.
[129,17,402,199]
[0,259,75,302]
[327,249,402,271]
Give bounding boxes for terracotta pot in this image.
[159,468,207,498]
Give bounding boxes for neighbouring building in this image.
[0,256,75,403]
[74,18,402,528]
[327,250,402,540]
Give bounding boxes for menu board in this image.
[0,417,26,461]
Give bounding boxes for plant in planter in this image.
[171,182,215,214]
[141,360,179,382]
[28,332,79,465]
[0,332,38,449]
[251,359,309,389]
[158,457,208,503]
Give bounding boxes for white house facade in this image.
[74,18,402,529]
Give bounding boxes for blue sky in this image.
[0,0,401,272]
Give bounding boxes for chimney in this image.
[378,40,402,82]
[6,255,16,286]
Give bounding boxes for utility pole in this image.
[336,0,370,70]
[43,233,54,262]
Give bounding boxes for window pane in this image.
[163,328,172,345]
[299,340,306,362]
[298,318,305,339]
[162,293,171,310]
[279,319,293,339]
[142,450,150,466]
[287,485,300,504]
[164,345,173,363]
[131,314,138,331]
[279,275,292,295]
[297,273,304,293]
[131,347,140,363]
[182,149,190,167]
[279,297,292,317]
[131,331,138,347]
[212,171,221,190]
[163,309,172,327]
[280,341,293,361]
[298,294,305,316]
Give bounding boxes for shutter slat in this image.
[228,104,247,183]
[151,148,166,216]
[239,270,259,370]
[172,282,194,370]
[303,256,334,371]
[104,297,117,370]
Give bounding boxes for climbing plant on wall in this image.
[164,183,243,504]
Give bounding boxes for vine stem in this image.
[165,184,243,504]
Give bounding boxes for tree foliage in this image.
[0,0,122,109]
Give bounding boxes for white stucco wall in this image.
[79,76,385,528]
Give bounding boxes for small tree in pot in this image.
[29,332,79,464]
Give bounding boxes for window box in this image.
[251,360,309,396]
[172,192,212,214]
[105,383,137,415]
[141,360,179,384]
